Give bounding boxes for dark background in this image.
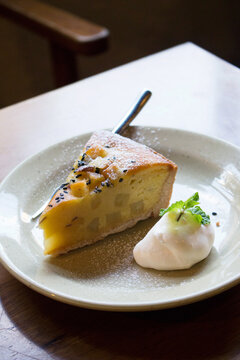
[0,0,239,108]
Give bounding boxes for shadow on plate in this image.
[45,217,218,288]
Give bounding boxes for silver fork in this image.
[31,89,152,220]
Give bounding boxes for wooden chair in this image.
[0,0,109,87]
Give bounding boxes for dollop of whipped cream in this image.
[133,212,215,270]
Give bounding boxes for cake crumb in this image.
[216,221,220,227]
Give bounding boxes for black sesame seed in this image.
[131,160,136,163]
[86,179,91,185]
[56,199,61,203]
[105,145,110,148]
[48,204,53,207]
[71,179,75,183]
[63,187,68,190]
[119,178,123,182]
[81,153,86,161]
[55,197,60,200]
[78,160,86,167]
[101,182,105,186]
[60,182,69,188]
[60,193,64,196]
[105,179,112,187]
[63,191,68,194]
[123,169,127,173]
[76,174,82,178]
[94,187,102,193]
[113,156,116,160]
[212,212,217,216]
[72,167,75,171]
[95,167,100,174]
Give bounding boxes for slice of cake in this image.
[39,130,177,255]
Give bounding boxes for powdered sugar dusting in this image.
[29,127,207,292]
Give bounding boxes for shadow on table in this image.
[2,269,240,359]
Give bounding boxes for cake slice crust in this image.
[39,130,177,255]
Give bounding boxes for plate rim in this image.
[1,125,240,312]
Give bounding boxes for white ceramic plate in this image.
[1,126,240,311]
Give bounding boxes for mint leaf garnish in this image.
[184,192,199,209]
[160,192,210,225]
[159,201,184,218]
[187,206,210,225]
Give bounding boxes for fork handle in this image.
[111,90,152,135]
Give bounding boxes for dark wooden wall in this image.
[0,0,239,108]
